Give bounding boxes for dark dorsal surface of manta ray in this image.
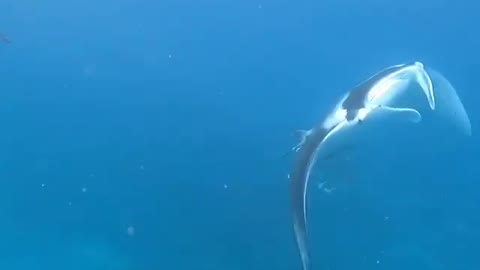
[289,61,471,270]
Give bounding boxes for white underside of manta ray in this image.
[289,61,471,270]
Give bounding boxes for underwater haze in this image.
[0,0,479,269]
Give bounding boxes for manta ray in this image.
[289,61,471,270]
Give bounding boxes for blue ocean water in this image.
[0,0,478,269]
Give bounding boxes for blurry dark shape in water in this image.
[0,33,10,44]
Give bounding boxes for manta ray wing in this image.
[426,67,471,136]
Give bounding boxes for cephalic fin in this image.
[371,105,422,123]
[413,62,435,110]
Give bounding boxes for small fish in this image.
[323,187,335,194]
[317,181,327,189]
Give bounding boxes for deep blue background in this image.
[0,0,478,269]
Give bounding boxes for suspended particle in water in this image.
[82,64,96,77]
[0,33,10,44]
[41,183,46,188]
[140,165,145,170]
[223,184,228,189]
[81,187,87,193]
[127,226,135,236]
[168,54,172,59]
